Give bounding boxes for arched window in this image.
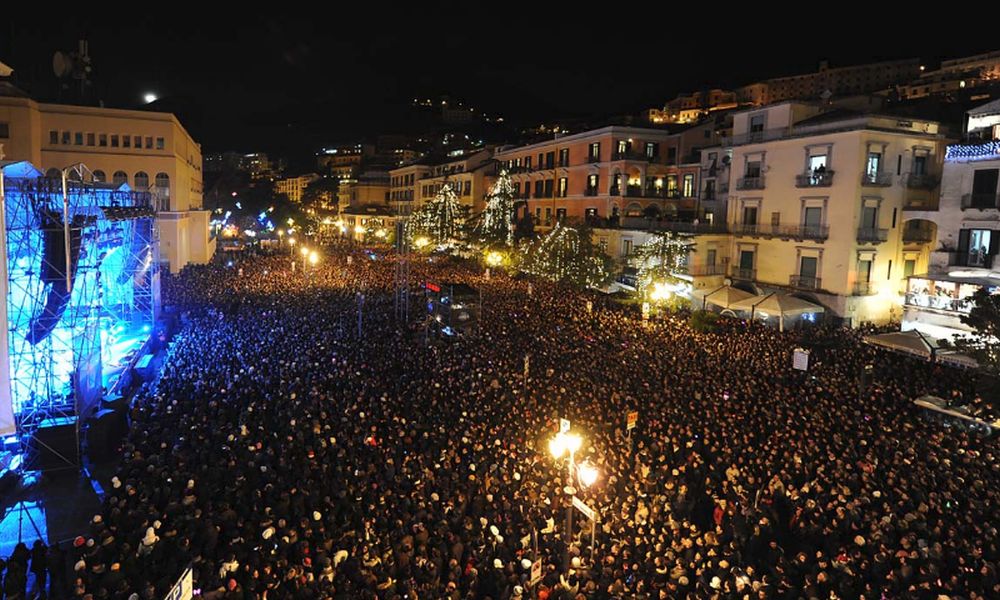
[113,171,128,186]
[154,172,169,194]
[92,170,106,183]
[134,171,149,190]
[45,168,61,179]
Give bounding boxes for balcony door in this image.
[866,151,882,177]
[803,207,822,234]
[739,250,754,270]
[860,205,878,230]
[742,206,758,226]
[799,256,818,281]
[972,169,999,208]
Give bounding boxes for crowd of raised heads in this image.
[55,246,998,599]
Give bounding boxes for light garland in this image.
[630,232,692,294]
[945,140,1000,163]
[408,183,467,246]
[475,169,516,247]
[519,222,610,287]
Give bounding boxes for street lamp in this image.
[301,246,310,258]
[550,430,585,573]
[577,461,599,488]
[309,251,319,265]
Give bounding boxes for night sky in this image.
[2,13,979,160]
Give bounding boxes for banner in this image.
[164,566,193,600]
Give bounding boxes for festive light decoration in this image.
[519,223,610,288]
[485,250,505,267]
[474,169,515,247]
[409,183,467,246]
[630,232,692,296]
[945,140,1000,162]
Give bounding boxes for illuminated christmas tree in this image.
[475,169,515,247]
[630,232,692,299]
[410,183,467,246]
[519,222,610,288]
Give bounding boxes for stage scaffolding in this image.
[0,163,158,470]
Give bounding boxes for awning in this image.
[693,285,754,310]
[864,330,979,368]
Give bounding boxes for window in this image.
[75,132,84,145]
[645,142,658,159]
[545,207,552,224]
[866,151,882,176]
[622,239,633,256]
[534,181,544,197]
[62,131,71,144]
[556,208,566,221]
[558,177,568,197]
[858,259,872,282]
[904,259,916,278]
[962,229,995,267]
[559,148,569,166]
[739,250,755,270]
[800,256,819,280]
[123,135,131,148]
[113,171,128,186]
[803,206,822,229]
[749,113,765,134]
[745,160,762,178]
[49,130,58,144]
[156,137,165,150]
[666,146,677,164]
[545,151,555,169]
[682,174,694,197]
[742,206,758,225]
[587,174,599,192]
[543,180,553,198]
[155,172,170,192]
[99,134,107,147]
[463,181,471,196]
[92,170,106,183]
[134,171,149,189]
[707,249,717,266]
[617,140,629,154]
[145,137,153,149]
[87,133,95,146]
[111,134,119,147]
[513,182,521,198]
[771,212,781,226]
[971,169,999,207]
[134,136,142,148]
[808,154,827,173]
[666,175,678,196]
[589,142,600,160]
[525,156,532,169]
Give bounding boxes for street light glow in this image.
[414,236,430,249]
[485,251,504,267]
[578,462,599,487]
[301,246,310,257]
[143,92,158,104]
[649,281,673,303]
[309,251,319,265]
[549,432,582,459]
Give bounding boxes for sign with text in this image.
[627,411,638,431]
[793,348,810,371]
[164,566,193,600]
[530,559,542,586]
[572,496,596,521]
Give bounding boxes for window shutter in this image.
[957,229,970,254]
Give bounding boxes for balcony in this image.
[906,173,940,190]
[861,172,893,186]
[735,176,765,190]
[732,267,756,280]
[789,275,822,290]
[587,155,602,164]
[905,292,972,314]
[853,281,875,296]
[856,227,889,244]
[795,170,835,187]
[961,193,1000,210]
[946,251,994,269]
[584,187,599,197]
[688,264,727,276]
[611,151,654,162]
[626,185,643,197]
[620,218,730,234]
[902,227,935,243]
[733,224,829,241]
[609,186,620,196]
[701,190,717,201]
[724,128,790,146]
[902,197,939,211]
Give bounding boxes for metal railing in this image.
[733,223,829,240]
[611,151,655,162]
[795,171,835,187]
[736,176,765,190]
[904,292,973,314]
[584,187,599,197]
[853,281,875,296]
[860,172,893,186]
[902,227,935,243]
[732,267,756,280]
[902,198,939,211]
[789,275,821,290]
[946,251,994,269]
[688,264,727,276]
[961,193,1000,210]
[587,155,602,164]
[856,227,889,243]
[619,218,730,234]
[906,173,940,189]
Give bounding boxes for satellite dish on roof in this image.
[53,52,71,78]
[820,89,833,102]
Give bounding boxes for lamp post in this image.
[549,431,583,573]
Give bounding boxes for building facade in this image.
[724,101,948,325]
[317,144,375,179]
[389,148,495,213]
[902,101,1000,338]
[276,173,319,203]
[0,95,214,273]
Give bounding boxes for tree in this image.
[630,231,692,295]
[301,176,339,214]
[410,183,468,246]
[519,223,611,288]
[948,288,1000,370]
[475,170,515,247]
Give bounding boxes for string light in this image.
[408,183,466,246]
[631,232,692,295]
[519,222,609,287]
[945,140,1000,162]
[476,169,515,247]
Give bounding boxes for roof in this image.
[968,98,1000,117]
[793,108,865,127]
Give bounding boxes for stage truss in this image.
[1,164,158,470]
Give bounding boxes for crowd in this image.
[48,248,999,599]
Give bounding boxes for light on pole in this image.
[550,430,584,573]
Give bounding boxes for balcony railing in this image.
[902,197,939,211]
[584,187,599,197]
[732,267,756,280]
[904,292,973,314]
[609,186,620,196]
[626,185,643,197]
[733,224,829,240]
[861,172,893,186]
[789,275,821,290]
[688,264,727,276]
[795,171,835,187]
[853,281,875,296]
[587,155,601,164]
[611,151,654,162]
[961,193,1000,210]
[724,128,790,146]
[902,227,935,243]
[906,173,940,190]
[736,176,765,190]
[946,251,995,269]
[620,218,730,234]
[857,227,889,243]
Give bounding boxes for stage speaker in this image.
[86,409,126,462]
[28,416,79,471]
